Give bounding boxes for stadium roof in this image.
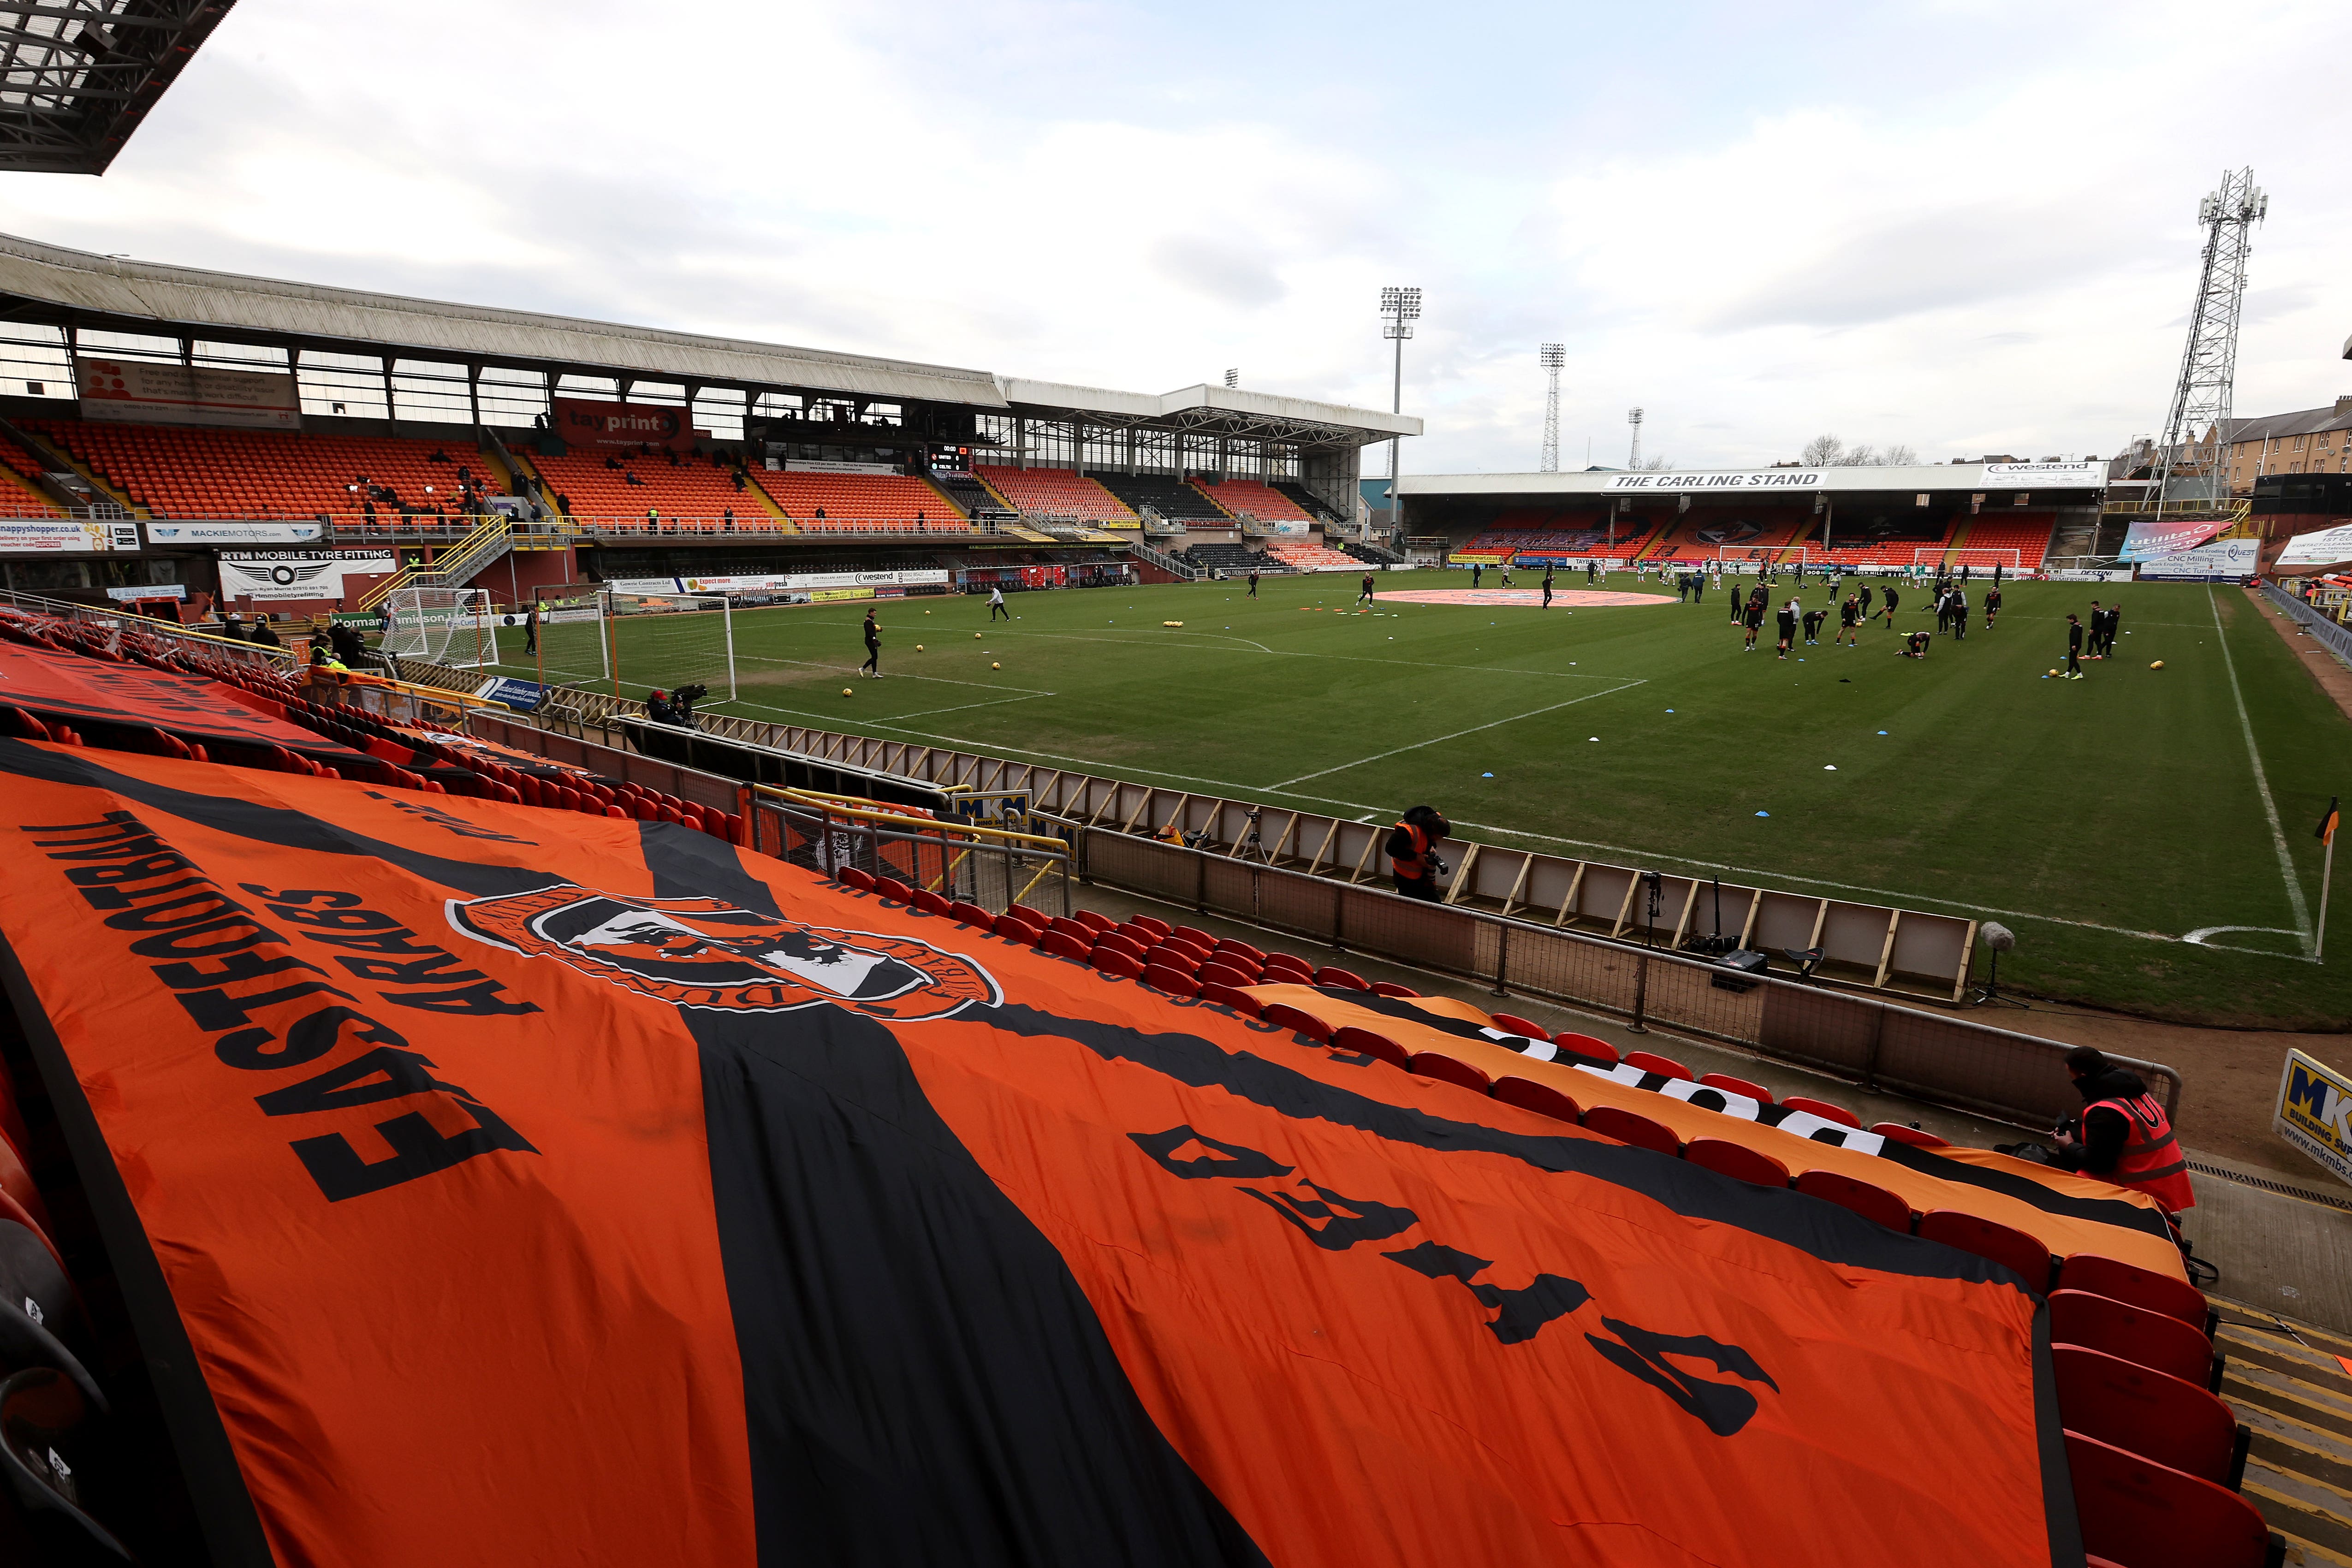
[0,230,1415,447]
[0,0,234,175]
[1398,460,2108,498]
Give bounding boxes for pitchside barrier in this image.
[453,704,2180,1132]
[2264,582,2352,667]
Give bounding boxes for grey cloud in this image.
[1149,236,1286,309]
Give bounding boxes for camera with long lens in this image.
[671,682,709,707]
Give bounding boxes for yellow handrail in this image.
[754,785,1068,850]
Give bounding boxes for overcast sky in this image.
[1,0,2347,474]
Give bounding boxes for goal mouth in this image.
[520,583,736,705]
[1912,548,2023,569]
[380,587,496,669]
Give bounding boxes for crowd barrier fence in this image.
[2263,582,2352,667]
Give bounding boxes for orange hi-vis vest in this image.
[2085,1091,2195,1213]
[1391,820,1432,882]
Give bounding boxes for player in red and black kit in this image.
[1983,584,2002,630]
[1742,589,1767,651]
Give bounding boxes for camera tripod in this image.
[1237,808,1274,864]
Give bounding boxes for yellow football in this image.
[974,632,982,639]
[915,644,924,651]
[2150,660,2164,669]
[991,661,1001,670]
[2047,669,2057,677]
[842,687,853,696]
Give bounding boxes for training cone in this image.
[2150,659,2165,669]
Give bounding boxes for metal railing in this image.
[1076,829,2179,1130]
[1127,538,1203,579]
[748,792,1071,922]
[2263,582,2352,666]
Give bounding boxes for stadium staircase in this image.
[356,516,517,612]
[1126,538,1203,581]
[0,430,64,517]
[0,416,143,517]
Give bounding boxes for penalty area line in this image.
[2209,585,2314,952]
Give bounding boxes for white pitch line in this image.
[736,653,1057,696]
[2209,585,2314,950]
[986,629,1628,683]
[1269,682,1646,787]
[890,695,1051,720]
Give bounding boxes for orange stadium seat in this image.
[531,446,773,532]
[972,465,1134,522]
[753,468,970,534]
[0,435,63,517]
[1193,476,1313,523]
[30,419,494,528]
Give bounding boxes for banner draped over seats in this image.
[0,636,371,762]
[0,736,2087,1568]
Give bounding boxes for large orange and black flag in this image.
[0,736,2086,1568]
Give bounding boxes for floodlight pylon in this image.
[1539,344,1565,473]
[1627,406,1645,469]
[1380,286,1422,487]
[2151,168,2266,513]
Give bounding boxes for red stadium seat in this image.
[1092,931,1147,961]
[1214,939,1265,964]
[837,867,877,892]
[1093,950,1144,980]
[1368,981,1421,998]
[1195,962,1256,990]
[1142,967,1200,998]
[1582,1106,1681,1156]
[1258,955,1315,983]
[1698,1072,1773,1105]
[1313,966,1369,991]
[911,890,952,917]
[2053,1345,2247,1489]
[992,914,1041,944]
[1917,1211,2055,1293]
[2049,1291,2216,1390]
[1196,983,1262,1016]
[1046,916,1096,944]
[1040,931,1093,962]
[950,901,996,929]
[1623,1051,1694,1081]
[2057,1255,2215,1337]
[1870,1122,1949,1147]
[1072,909,1117,935]
[1492,1077,1581,1124]
[1144,944,1201,974]
[1781,1095,1860,1128]
[1552,1032,1620,1065]
[1157,936,1213,964]
[1488,1012,1550,1041]
[1685,1138,1791,1188]
[1260,1004,1333,1043]
[1407,1051,1491,1093]
[1793,1170,1912,1232]
[1329,1027,1411,1069]
[1128,915,1172,939]
[1170,925,1215,949]
[1111,922,1161,950]
[2063,1431,2277,1568]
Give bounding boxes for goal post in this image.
[601,589,736,706]
[527,582,613,692]
[381,587,495,669]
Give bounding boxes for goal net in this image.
[527,583,614,691]
[603,590,736,705]
[380,588,494,669]
[1913,547,2020,570]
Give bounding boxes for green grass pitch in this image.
[486,569,2352,1029]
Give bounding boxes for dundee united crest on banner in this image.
[450,886,999,1018]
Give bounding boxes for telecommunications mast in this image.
[2152,169,2266,510]
[1627,406,1645,469]
[1538,344,1565,472]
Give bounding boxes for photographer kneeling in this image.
[1386,805,1451,902]
[2049,1047,2194,1216]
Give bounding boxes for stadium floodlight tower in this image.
[1627,406,1645,469]
[2151,168,2267,512]
[1538,344,1565,472]
[1380,286,1422,486]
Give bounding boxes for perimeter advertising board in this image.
[2276,523,2352,569]
[2119,514,2227,562]
[2275,1049,2352,1187]
[0,519,133,553]
[218,550,398,601]
[2135,539,2258,580]
[1980,462,2105,487]
[552,397,693,453]
[146,521,325,545]
[77,357,300,431]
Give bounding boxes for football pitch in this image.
[486,569,2352,1029]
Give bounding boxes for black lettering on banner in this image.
[255,1045,470,1117]
[243,883,540,1018]
[21,813,537,1200]
[290,1099,538,1202]
[1130,1123,1778,1434]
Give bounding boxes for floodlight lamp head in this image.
[1539,343,1566,369]
[1379,285,1422,321]
[1982,922,2016,953]
[1628,407,1644,423]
